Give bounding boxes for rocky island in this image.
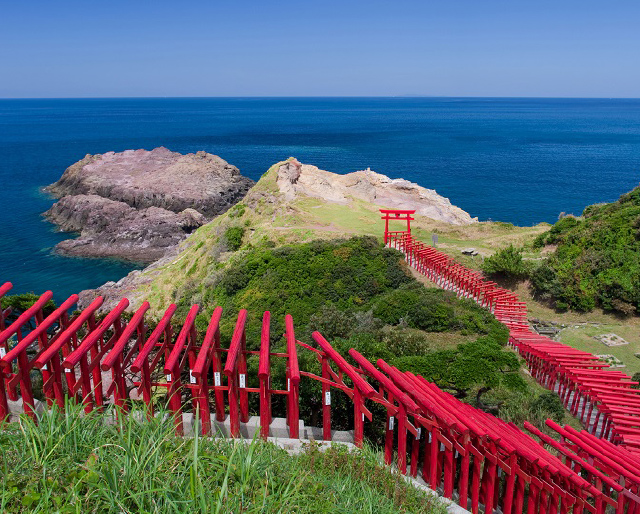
[45,147,254,262]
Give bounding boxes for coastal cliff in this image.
[275,159,477,225]
[45,148,254,263]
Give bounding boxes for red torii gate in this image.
[380,209,415,245]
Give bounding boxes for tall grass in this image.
[0,404,445,513]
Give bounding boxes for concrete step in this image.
[180,413,355,444]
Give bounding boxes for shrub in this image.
[0,293,57,316]
[481,245,529,279]
[224,226,245,251]
[530,391,565,422]
[391,339,524,405]
[308,304,353,339]
[228,203,246,218]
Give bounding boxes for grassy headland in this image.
[91,160,568,435]
[135,160,549,313]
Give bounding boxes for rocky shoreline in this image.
[45,147,254,263]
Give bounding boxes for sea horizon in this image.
[2,95,640,100]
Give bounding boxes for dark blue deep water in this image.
[1,97,639,301]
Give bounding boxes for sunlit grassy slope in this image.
[512,283,640,375]
[134,160,548,314]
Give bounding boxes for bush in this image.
[371,285,505,336]
[224,226,245,251]
[308,304,353,339]
[481,245,529,279]
[0,293,57,316]
[530,391,565,422]
[228,203,246,218]
[391,339,525,405]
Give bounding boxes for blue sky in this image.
[1,0,639,98]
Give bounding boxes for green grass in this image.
[0,404,446,514]
[558,324,640,376]
[507,282,640,376]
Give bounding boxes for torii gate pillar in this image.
[380,209,416,245]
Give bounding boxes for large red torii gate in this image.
[380,209,415,245]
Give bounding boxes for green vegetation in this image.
[487,385,568,428]
[227,203,246,219]
[393,338,524,404]
[224,226,246,251]
[179,236,504,340]
[183,236,414,336]
[530,187,640,314]
[137,160,549,311]
[0,404,445,513]
[164,236,561,435]
[0,293,57,316]
[481,244,530,280]
[553,323,640,376]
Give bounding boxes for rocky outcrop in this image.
[78,157,478,311]
[45,148,253,263]
[275,159,477,225]
[47,195,206,262]
[47,147,254,217]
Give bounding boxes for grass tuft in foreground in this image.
[0,403,446,513]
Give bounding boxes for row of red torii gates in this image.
[0,210,638,513]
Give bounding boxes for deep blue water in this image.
[1,97,639,302]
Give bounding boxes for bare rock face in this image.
[45,148,253,263]
[47,147,254,217]
[47,195,204,262]
[276,159,477,225]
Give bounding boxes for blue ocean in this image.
[1,97,639,302]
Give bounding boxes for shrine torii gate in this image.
[380,209,415,245]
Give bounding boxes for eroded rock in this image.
[275,159,477,225]
[47,147,254,217]
[44,148,253,262]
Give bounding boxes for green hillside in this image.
[137,159,547,313]
[92,159,565,435]
[531,186,640,314]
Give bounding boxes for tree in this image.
[1,293,57,317]
[481,245,529,280]
[392,339,526,408]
